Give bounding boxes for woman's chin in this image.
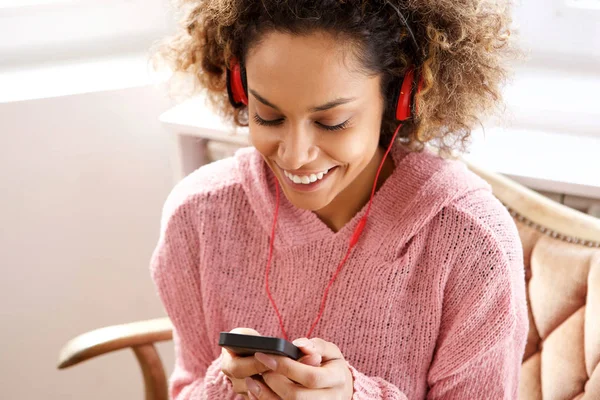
[280,186,334,212]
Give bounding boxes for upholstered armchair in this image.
[57,162,600,400]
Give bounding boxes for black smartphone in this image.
[219,332,303,360]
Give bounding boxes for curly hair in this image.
[151,0,518,152]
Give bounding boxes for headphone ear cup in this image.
[240,63,248,102]
[226,58,249,108]
[226,67,238,108]
[395,66,416,122]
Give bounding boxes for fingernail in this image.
[293,338,312,347]
[245,377,260,396]
[255,352,277,370]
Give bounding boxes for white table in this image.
[159,96,249,181]
[464,128,600,200]
[160,96,600,214]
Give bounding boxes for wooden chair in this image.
[57,162,600,400]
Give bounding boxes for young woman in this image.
[150,0,528,398]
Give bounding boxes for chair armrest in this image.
[58,317,173,369]
[464,160,600,246]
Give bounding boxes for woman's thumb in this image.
[293,338,322,366]
[230,327,261,336]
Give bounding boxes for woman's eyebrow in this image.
[249,88,357,112]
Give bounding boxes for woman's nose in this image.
[277,128,318,170]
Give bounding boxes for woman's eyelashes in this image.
[252,113,351,131]
[252,113,283,127]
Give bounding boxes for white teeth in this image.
[284,167,333,185]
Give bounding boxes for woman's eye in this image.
[253,113,351,131]
[253,113,283,126]
[317,119,351,132]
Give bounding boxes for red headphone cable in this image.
[265,122,404,340]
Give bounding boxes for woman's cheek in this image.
[323,128,375,166]
[249,128,278,157]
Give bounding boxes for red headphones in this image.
[226,57,422,123]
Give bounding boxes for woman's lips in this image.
[279,165,338,192]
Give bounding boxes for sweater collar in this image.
[236,144,489,249]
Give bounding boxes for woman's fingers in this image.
[259,370,343,399]
[255,352,345,389]
[246,376,280,400]
[221,347,271,379]
[230,376,250,398]
[293,338,322,366]
[222,327,271,379]
[293,338,319,354]
[297,353,322,366]
[230,327,261,336]
[293,337,343,362]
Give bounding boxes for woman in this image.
[150,0,528,398]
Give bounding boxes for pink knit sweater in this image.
[150,144,529,399]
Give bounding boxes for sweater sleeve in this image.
[347,363,409,399]
[346,198,528,400]
[150,188,239,400]
[424,201,529,399]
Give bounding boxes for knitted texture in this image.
[150,145,529,399]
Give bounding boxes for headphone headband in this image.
[384,0,420,58]
[226,2,423,122]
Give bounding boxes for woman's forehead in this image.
[245,31,375,108]
[249,31,369,73]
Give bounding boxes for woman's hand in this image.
[221,329,322,399]
[245,337,354,400]
[221,328,271,399]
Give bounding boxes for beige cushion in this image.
[516,221,600,399]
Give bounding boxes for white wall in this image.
[512,0,600,67]
[0,84,177,399]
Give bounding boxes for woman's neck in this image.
[315,146,395,232]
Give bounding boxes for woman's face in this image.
[245,31,385,212]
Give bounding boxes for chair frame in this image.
[58,318,173,400]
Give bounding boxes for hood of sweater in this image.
[234,144,492,249]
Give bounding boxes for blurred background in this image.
[0,1,598,399]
